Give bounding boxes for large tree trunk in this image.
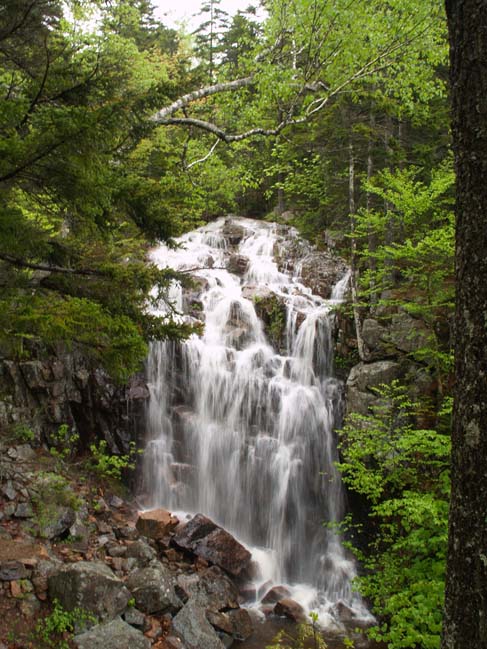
[442,2,487,648]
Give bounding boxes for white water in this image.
[143,217,370,627]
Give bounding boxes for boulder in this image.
[40,506,76,539]
[14,502,34,518]
[48,561,131,622]
[182,278,208,318]
[227,255,249,276]
[164,636,187,649]
[172,600,226,649]
[13,444,36,461]
[299,252,348,299]
[0,561,28,581]
[74,617,150,649]
[175,566,239,610]
[173,514,251,577]
[251,292,287,351]
[332,601,372,629]
[126,561,182,614]
[347,360,401,393]
[273,598,306,623]
[206,608,253,641]
[222,219,246,246]
[386,311,431,354]
[346,360,401,416]
[261,585,291,604]
[125,539,157,566]
[123,607,146,629]
[32,559,62,599]
[241,285,273,301]
[361,318,389,359]
[136,508,179,540]
[273,237,312,274]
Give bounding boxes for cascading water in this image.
[143,217,370,627]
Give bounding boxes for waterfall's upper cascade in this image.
[144,217,371,628]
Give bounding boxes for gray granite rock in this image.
[48,561,131,623]
[74,617,150,649]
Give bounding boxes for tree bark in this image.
[441,2,487,648]
[348,138,366,362]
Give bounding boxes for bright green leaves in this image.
[355,162,455,380]
[338,381,450,649]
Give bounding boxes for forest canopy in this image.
[0,0,447,381]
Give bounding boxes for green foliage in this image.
[33,598,96,649]
[12,423,35,443]
[88,439,139,482]
[0,0,196,380]
[31,472,83,537]
[354,161,455,388]
[254,294,287,346]
[49,424,80,464]
[338,381,450,649]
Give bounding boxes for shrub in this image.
[337,381,450,649]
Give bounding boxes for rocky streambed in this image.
[0,439,375,649]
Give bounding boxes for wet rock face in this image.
[261,585,291,604]
[48,561,131,623]
[226,254,249,276]
[173,514,252,578]
[251,292,287,353]
[73,617,151,649]
[222,219,246,246]
[182,276,210,319]
[273,235,312,274]
[299,252,349,299]
[273,598,307,623]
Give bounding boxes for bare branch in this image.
[151,76,254,123]
[19,37,50,128]
[156,115,306,142]
[0,1,37,42]
[178,266,226,273]
[186,139,220,169]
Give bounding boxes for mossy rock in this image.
[252,294,287,352]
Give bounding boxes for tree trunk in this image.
[441,2,487,648]
[348,138,366,361]
[366,109,378,303]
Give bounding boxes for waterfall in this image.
[143,217,370,627]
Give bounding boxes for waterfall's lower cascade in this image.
[143,217,371,628]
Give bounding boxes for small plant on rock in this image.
[31,471,83,536]
[49,423,80,464]
[88,439,139,482]
[12,422,35,443]
[33,598,96,648]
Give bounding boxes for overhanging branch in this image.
[0,253,105,277]
[151,76,255,123]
